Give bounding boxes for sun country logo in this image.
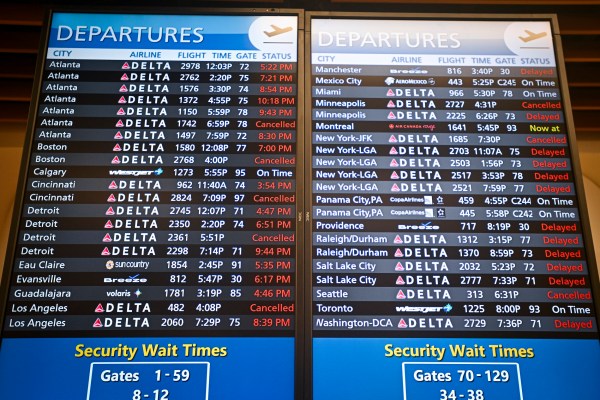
[105,260,151,270]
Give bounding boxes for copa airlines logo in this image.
[55,25,204,43]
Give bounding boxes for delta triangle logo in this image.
[389,147,398,155]
[398,319,408,328]
[389,135,397,143]
[391,183,400,192]
[387,112,396,120]
[390,159,399,167]
[119,85,128,93]
[104,220,114,229]
[107,194,116,203]
[118,96,127,104]
[102,233,112,242]
[121,73,129,81]
[101,247,111,256]
[108,181,118,189]
[95,304,105,313]
[117,108,125,115]
[93,318,103,328]
[111,156,120,164]
[394,248,403,257]
[386,89,394,96]
[115,120,124,127]
[121,62,130,69]
[396,276,405,285]
[113,144,122,152]
[387,100,395,108]
[390,171,399,180]
[105,207,115,216]
[395,262,404,271]
[394,235,403,244]
[396,290,406,300]
[114,131,123,139]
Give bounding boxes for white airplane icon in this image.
[519,30,548,43]
[264,25,293,37]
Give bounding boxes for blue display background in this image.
[0,337,294,399]
[313,338,600,399]
[402,362,522,400]
[48,14,259,50]
[88,361,210,400]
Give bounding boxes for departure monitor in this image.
[0,10,301,400]
[308,14,600,400]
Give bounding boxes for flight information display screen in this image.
[309,15,600,400]
[0,11,300,400]
[2,9,600,400]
